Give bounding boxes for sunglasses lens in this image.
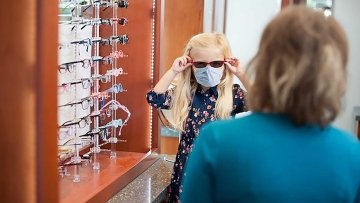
[193,62,207,68]
[210,61,224,68]
[193,61,225,68]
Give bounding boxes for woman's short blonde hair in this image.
[247,5,348,126]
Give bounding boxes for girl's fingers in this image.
[224,62,232,70]
[186,56,192,62]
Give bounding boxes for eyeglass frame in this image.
[192,60,226,69]
[58,96,94,110]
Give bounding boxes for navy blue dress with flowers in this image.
[146,84,247,203]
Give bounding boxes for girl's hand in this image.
[225,57,245,77]
[171,56,193,74]
[225,57,251,90]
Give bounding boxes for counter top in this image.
[107,154,175,203]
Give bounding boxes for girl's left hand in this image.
[225,57,251,90]
[224,57,243,75]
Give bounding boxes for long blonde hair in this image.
[171,33,234,131]
[247,6,348,126]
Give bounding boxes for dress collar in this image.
[196,85,218,97]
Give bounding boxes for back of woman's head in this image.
[247,5,348,126]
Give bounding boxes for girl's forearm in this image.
[153,69,179,93]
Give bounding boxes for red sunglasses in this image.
[192,60,225,68]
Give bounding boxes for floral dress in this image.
[146,84,247,203]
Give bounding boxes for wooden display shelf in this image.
[59,150,158,203]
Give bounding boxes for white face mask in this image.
[194,67,223,87]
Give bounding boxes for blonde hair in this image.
[171,33,234,131]
[247,5,348,126]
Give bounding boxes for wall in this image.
[332,0,360,133]
[225,0,281,69]
[203,0,226,33]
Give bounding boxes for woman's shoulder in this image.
[201,113,255,135]
[326,125,360,146]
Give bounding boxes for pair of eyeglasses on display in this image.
[92,74,111,83]
[59,114,94,129]
[112,35,129,45]
[91,0,129,10]
[58,83,73,94]
[59,0,89,17]
[58,126,76,140]
[58,59,92,73]
[88,55,109,66]
[90,91,110,101]
[105,83,125,94]
[101,17,128,26]
[90,68,125,85]
[99,119,123,130]
[83,0,118,12]
[100,35,129,46]
[106,67,126,76]
[58,96,94,110]
[99,100,131,137]
[77,17,129,29]
[110,50,128,59]
[57,55,109,72]
[60,36,128,48]
[89,108,109,122]
[78,20,100,30]
[117,0,129,8]
[58,78,93,93]
[58,62,76,73]
[70,37,102,51]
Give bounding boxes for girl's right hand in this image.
[171,56,193,73]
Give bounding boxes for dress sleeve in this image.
[181,124,217,202]
[232,84,248,115]
[145,89,173,110]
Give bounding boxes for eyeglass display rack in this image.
[57,0,159,202]
[58,0,131,178]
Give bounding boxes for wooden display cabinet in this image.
[58,1,162,202]
[0,0,204,202]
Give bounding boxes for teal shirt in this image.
[181,113,360,203]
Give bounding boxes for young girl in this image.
[146,32,249,202]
